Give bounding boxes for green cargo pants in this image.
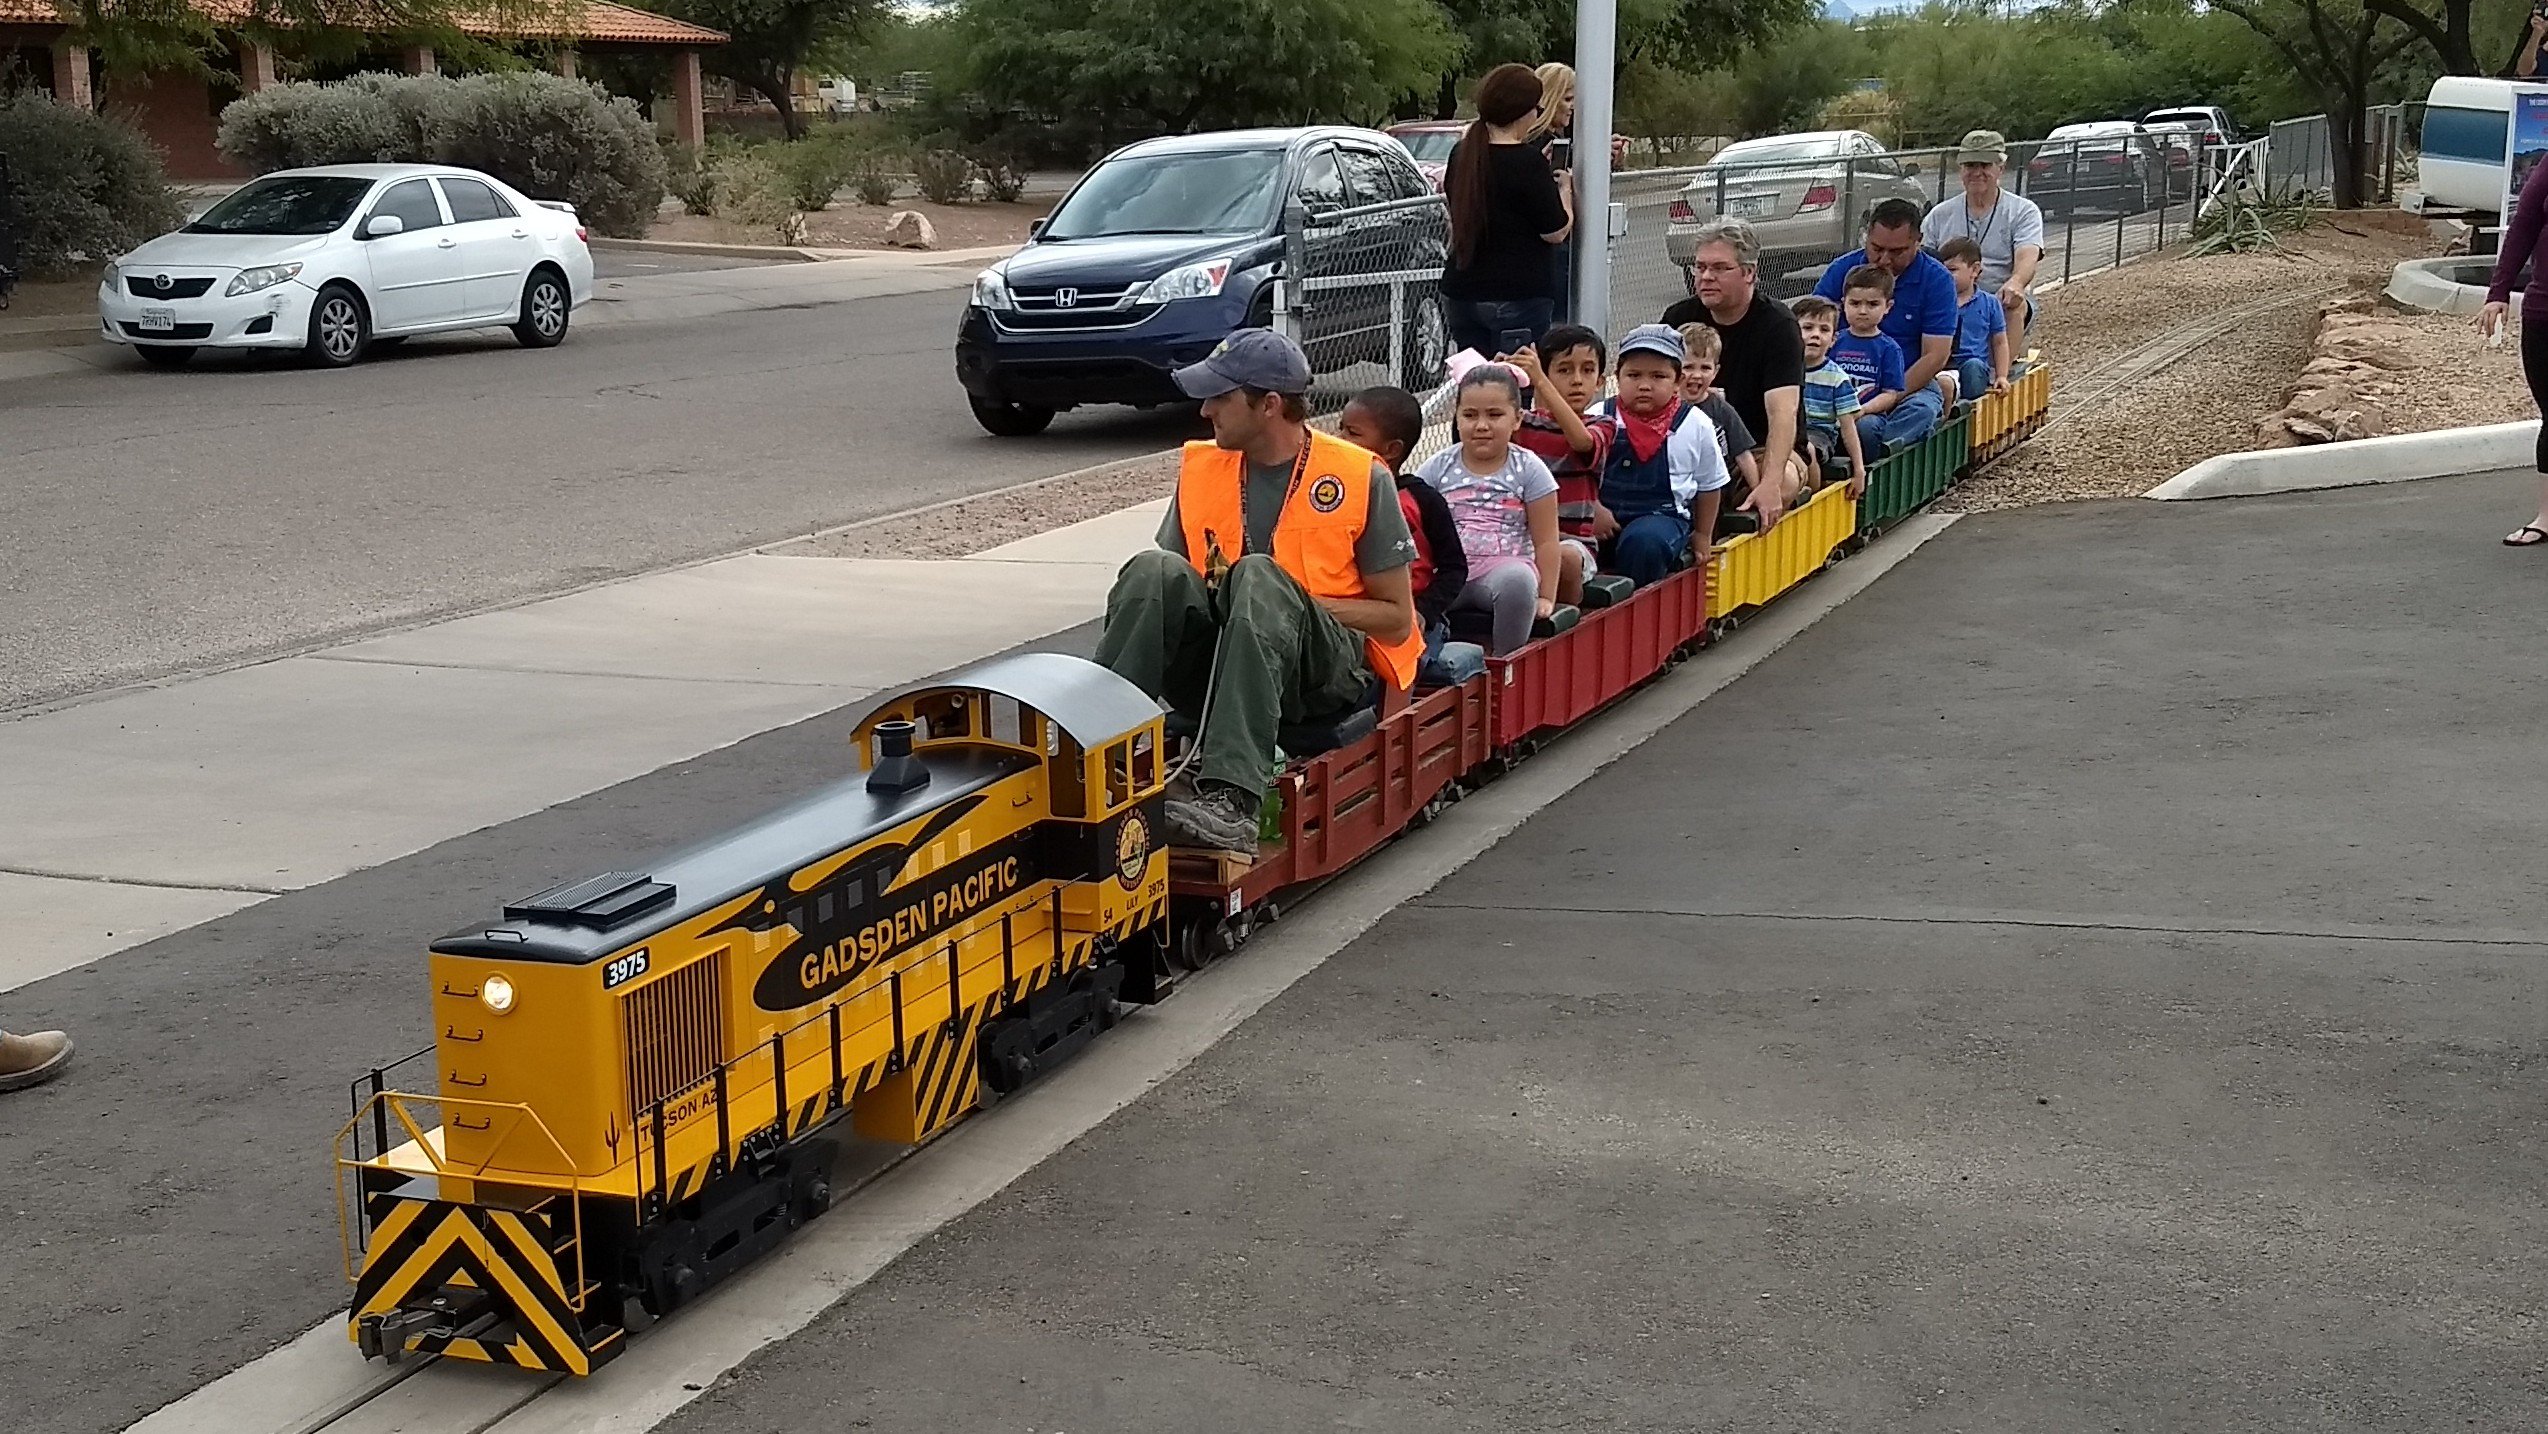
[1093,550,1373,800]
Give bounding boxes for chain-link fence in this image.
[1270,192,1454,406]
[1606,133,2260,345]
[2263,103,2420,204]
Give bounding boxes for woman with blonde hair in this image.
[1527,62,1578,320]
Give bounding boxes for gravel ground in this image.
[2370,309,2534,434]
[1951,212,2456,512]
[773,447,1185,558]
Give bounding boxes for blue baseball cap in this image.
[1617,323,1686,365]
[1174,328,1314,398]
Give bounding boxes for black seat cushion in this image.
[1163,675,1382,759]
[1449,603,1582,649]
[1579,574,1636,610]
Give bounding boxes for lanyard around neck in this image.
[1239,438,1314,552]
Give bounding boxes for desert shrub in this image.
[663,143,717,215]
[774,131,860,211]
[708,151,800,242]
[0,93,184,277]
[848,150,900,206]
[970,142,1028,203]
[420,72,666,237]
[213,71,666,237]
[912,148,974,204]
[214,71,436,172]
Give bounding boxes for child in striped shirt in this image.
[1789,295,1867,497]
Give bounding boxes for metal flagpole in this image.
[1573,0,1616,339]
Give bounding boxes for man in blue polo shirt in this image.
[1813,197,1954,446]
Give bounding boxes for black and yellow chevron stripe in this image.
[352,1200,595,1374]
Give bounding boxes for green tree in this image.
[57,0,568,82]
[655,0,889,138]
[1426,0,1818,120]
[1707,18,1867,140]
[948,0,1461,135]
[2209,0,2411,205]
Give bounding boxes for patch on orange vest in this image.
[1308,474,1347,513]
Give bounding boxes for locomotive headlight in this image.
[480,973,518,1015]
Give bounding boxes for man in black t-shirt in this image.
[1659,218,1802,530]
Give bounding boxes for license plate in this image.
[1726,194,1776,218]
[139,307,177,332]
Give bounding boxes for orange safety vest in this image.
[1176,429,1422,692]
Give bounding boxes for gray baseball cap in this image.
[1616,323,1685,366]
[1174,327,1313,398]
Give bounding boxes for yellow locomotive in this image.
[336,654,1168,1374]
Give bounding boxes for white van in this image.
[2417,76,2529,214]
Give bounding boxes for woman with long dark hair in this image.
[1442,63,1573,360]
[2484,149,2548,545]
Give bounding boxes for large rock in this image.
[2317,325,2416,370]
[2274,381,2389,444]
[2296,356,2377,383]
[884,210,937,250]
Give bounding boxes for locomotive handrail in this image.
[334,1091,590,1310]
[627,885,1076,1217]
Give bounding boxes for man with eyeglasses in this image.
[1658,218,1800,531]
[1921,129,2043,353]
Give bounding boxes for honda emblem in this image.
[1054,287,1078,309]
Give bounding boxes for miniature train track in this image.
[2032,280,2347,442]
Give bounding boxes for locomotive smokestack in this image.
[866,720,930,795]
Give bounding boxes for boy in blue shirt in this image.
[1834,265,1927,457]
[1789,296,1867,495]
[1936,235,2010,410]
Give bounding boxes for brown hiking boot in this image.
[0,1029,72,1092]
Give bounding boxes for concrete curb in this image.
[592,236,1021,266]
[2146,419,2540,500]
[2386,255,2503,316]
[591,236,824,262]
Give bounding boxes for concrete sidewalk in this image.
[0,244,1003,383]
[656,468,2548,1434]
[0,497,1162,994]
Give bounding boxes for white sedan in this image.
[99,163,595,369]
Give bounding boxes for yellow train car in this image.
[337,654,1168,1373]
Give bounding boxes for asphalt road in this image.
[10,474,2548,1433]
[656,474,2548,1433]
[0,287,1198,713]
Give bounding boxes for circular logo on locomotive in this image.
[1115,809,1152,888]
[1308,474,1347,513]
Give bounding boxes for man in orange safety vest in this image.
[1094,328,1420,857]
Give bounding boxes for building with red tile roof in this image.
[0,0,727,178]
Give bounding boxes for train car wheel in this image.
[1173,919,1215,972]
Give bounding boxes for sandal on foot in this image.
[2505,525,2548,547]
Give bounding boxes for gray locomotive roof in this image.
[431,748,1032,964]
[878,652,1161,749]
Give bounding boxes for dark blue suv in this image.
[956,126,1449,436]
